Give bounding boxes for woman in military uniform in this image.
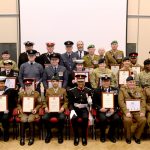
[17,79,42,146]
[42,76,68,144]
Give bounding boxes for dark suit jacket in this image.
[75,50,89,58]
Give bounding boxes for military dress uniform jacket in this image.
[61,52,79,73]
[67,87,93,110]
[0,60,18,71]
[90,68,117,89]
[19,62,43,88]
[83,54,100,68]
[93,86,119,112]
[0,69,18,77]
[17,91,42,119]
[143,87,150,112]
[42,87,68,110]
[42,65,68,89]
[105,50,124,68]
[118,86,146,115]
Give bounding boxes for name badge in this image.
[59,72,63,76]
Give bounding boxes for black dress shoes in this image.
[126,138,131,144]
[20,138,25,146]
[133,136,141,144]
[45,134,51,143]
[108,136,116,143]
[74,137,79,146]
[100,137,106,143]
[28,138,34,146]
[58,135,63,144]
[82,138,87,146]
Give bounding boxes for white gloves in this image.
[87,95,92,105]
[70,110,77,119]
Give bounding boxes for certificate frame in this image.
[74,71,89,83]
[24,78,36,91]
[118,70,130,85]
[110,65,120,75]
[132,66,141,75]
[47,80,63,88]
[126,99,140,112]
[102,92,114,108]
[5,77,16,89]
[22,96,34,113]
[0,95,8,112]
[48,96,60,112]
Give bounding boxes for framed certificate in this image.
[24,78,36,90]
[0,95,7,112]
[132,66,141,75]
[22,97,34,113]
[111,65,120,75]
[47,80,63,88]
[5,77,16,89]
[126,99,140,112]
[102,93,114,108]
[74,72,89,82]
[118,70,130,85]
[48,96,60,112]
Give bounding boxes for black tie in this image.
[54,67,57,76]
[79,51,82,58]
[68,54,71,59]
[6,70,10,75]
[31,62,33,65]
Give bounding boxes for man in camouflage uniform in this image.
[105,40,124,68]
[17,79,42,146]
[83,44,100,69]
[118,76,146,144]
[90,58,117,89]
[42,76,68,144]
[138,59,150,88]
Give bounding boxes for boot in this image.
[28,122,34,146]
[20,123,25,146]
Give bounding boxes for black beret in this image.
[126,76,134,81]
[24,41,34,46]
[51,76,60,81]
[98,58,105,64]
[87,44,95,49]
[2,50,9,55]
[111,40,118,45]
[144,59,150,65]
[64,41,74,46]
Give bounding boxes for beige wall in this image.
[0,0,150,65]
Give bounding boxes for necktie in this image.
[6,70,10,75]
[79,51,82,58]
[68,54,70,59]
[54,67,57,76]
[31,62,33,65]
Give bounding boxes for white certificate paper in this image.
[23,97,34,112]
[74,72,89,82]
[102,93,114,108]
[5,77,16,89]
[0,95,7,112]
[132,66,141,75]
[48,80,62,88]
[119,71,130,85]
[126,100,140,112]
[49,97,60,112]
[111,65,120,75]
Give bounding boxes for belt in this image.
[74,103,88,108]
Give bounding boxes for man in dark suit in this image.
[75,41,88,59]
[42,53,68,89]
[61,41,79,88]
[18,41,40,68]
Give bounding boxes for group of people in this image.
[0,40,149,147]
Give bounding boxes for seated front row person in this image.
[68,74,93,146]
[42,76,68,144]
[17,79,42,146]
[118,76,146,144]
[93,75,120,143]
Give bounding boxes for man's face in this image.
[77,41,84,51]
[25,46,33,51]
[76,64,83,71]
[123,60,131,67]
[127,80,136,89]
[66,46,73,53]
[88,48,95,55]
[77,80,85,88]
[51,80,59,88]
[98,63,106,69]
[111,43,118,50]
[4,64,12,70]
[98,48,105,56]
[25,84,32,91]
[130,57,137,64]
[0,81,5,90]
[144,64,150,71]
[47,46,54,53]
[28,55,36,62]
[50,58,59,66]
[2,54,10,60]
[102,80,111,88]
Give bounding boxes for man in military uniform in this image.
[42,53,68,89]
[19,50,43,93]
[0,51,18,71]
[93,75,120,143]
[90,58,117,89]
[98,48,105,59]
[138,59,150,88]
[68,74,93,146]
[42,76,68,144]
[17,79,42,146]
[61,41,79,88]
[83,44,100,69]
[118,76,146,144]
[105,40,124,68]
[18,41,40,68]
[0,76,18,141]
[75,41,88,59]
